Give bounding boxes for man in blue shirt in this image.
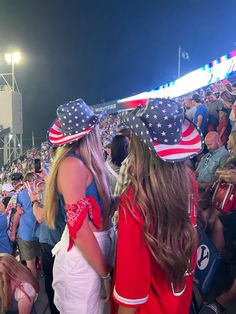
[192,94,209,136]
[13,173,40,278]
[27,176,65,314]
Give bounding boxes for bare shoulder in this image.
[59,156,87,174]
[57,156,90,197]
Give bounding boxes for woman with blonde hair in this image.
[45,99,115,314]
[112,98,203,314]
[0,253,39,314]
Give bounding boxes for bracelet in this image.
[101,272,111,281]
[31,200,40,207]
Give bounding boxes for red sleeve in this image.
[113,189,151,307]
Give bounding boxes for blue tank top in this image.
[57,152,104,221]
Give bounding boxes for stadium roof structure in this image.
[92,49,236,114]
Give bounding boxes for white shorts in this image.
[52,226,115,314]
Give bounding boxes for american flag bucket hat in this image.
[120,98,204,162]
[48,98,99,146]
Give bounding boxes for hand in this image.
[216,169,228,177]
[219,169,236,184]
[102,278,112,303]
[24,181,39,202]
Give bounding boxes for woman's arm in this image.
[74,217,109,275]
[28,190,45,224]
[197,115,203,128]
[18,298,34,314]
[10,207,21,241]
[32,203,45,224]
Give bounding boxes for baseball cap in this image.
[10,172,23,182]
[2,183,14,192]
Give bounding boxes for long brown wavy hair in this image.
[45,126,111,228]
[123,134,196,285]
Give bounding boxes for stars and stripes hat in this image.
[48,98,99,146]
[120,98,204,162]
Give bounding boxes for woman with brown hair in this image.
[112,98,203,314]
[0,253,39,314]
[45,99,115,314]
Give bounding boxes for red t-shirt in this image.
[112,186,197,314]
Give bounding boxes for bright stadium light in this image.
[4,51,21,91]
[4,52,21,65]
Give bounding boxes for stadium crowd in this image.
[0,78,236,314]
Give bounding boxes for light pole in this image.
[4,52,21,91]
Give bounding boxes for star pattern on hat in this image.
[48,98,99,146]
[120,98,204,162]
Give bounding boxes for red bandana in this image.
[64,195,101,251]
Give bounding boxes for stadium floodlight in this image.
[4,52,21,65]
[4,52,21,91]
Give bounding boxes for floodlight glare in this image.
[4,52,21,64]
[4,53,12,64]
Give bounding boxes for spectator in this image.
[199,165,236,313]
[26,175,64,314]
[205,90,223,130]
[183,96,197,121]
[10,172,24,192]
[216,107,231,146]
[220,90,236,130]
[113,127,132,197]
[105,135,129,194]
[196,131,230,191]
[112,98,203,314]
[45,99,115,314]
[103,140,112,161]
[12,172,40,278]
[192,94,209,136]
[1,183,14,197]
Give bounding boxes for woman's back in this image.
[113,186,197,314]
[57,153,109,232]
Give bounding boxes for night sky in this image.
[0,0,235,148]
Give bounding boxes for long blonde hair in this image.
[45,126,111,228]
[0,254,39,312]
[124,134,196,285]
